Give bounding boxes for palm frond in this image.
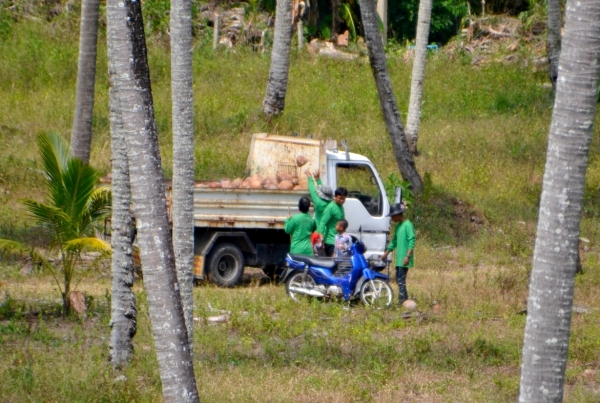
[66,237,112,253]
[0,239,33,256]
[37,133,70,198]
[61,158,100,225]
[22,200,72,241]
[0,239,57,281]
[340,3,357,41]
[87,188,112,222]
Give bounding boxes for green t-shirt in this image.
[387,219,416,268]
[317,202,345,246]
[285,212,316,255]
[308,177,329,227]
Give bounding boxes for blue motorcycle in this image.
[281,241,393,307]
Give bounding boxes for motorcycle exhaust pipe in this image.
[288,286,326,297]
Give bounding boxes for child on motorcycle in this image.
[334,219,352,258]
[311,232,325,257]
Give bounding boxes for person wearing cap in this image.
[304,169,333,227]
[381,202,415,305]
[317,187,348,256]
[285,197,316,256]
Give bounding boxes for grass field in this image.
[1,9,600,403]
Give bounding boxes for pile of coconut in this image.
[195,173,305,190]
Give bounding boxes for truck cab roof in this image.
[326,150,373,164]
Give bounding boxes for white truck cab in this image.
[324,148,392,261]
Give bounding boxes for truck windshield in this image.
[336,163,383,217]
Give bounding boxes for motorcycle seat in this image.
[289,254,338,270]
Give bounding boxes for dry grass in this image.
[1,255,599,402]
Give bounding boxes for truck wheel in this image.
[207,243,244,287]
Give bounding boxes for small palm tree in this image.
[0,133,111,315]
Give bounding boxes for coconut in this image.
[276,173,292,183]
[209,181,222,188]
[278,180,294,190]
[231,178,243,188]
[402,299,417,311]
[265,184,279,190]
[250,179,263,189]
[293,185,302,190]
[264,177,277,186]
[296,155,308,167]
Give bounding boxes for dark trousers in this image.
[396,266,409,303]
[324,243,335,257]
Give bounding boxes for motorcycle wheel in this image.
[286,272,317,302]
[360,279,393,308]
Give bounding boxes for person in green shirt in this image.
[381,202,415,305]
[304,169,333,227]
[317,187,348,256]
[285,197,316,256]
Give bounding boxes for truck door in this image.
[333,162,390,259]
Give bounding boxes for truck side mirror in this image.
[394,186,402,204]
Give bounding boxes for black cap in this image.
[387,203,406,217]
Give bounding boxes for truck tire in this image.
[207,243,245,287]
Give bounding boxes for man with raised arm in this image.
[305,169,333,227]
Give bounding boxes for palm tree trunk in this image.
[262,0,293,117]
[358,0,423,193]
[170,0,195,349]
[331,0,342,40]
[519,2,600,402]
[71,0,100,164]
[547,0,562,91]
[106,0,199,400]
[405,0,432,155]
[108,79,137,367]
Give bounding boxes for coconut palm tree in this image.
[170,0,195,348]
[70,0,101,164]
[262,0,293,116]
[547,0,562,90]
[106,0,199,398]
[519,2,600,401]
[358,0,423,193]
[405,0,433,155]
[0,133,111,315]
[107,80,137,367]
